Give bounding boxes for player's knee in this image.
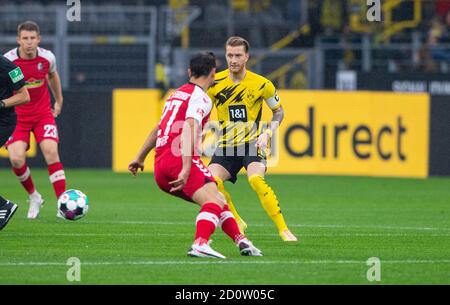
[215,191,227,207]
[209,188,227,208]
[202,197,225,209]
[42,149,60,164]
[215,198,226,209]
[9,152,26,168]
[10,156,25,169]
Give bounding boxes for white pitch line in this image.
[2,232,450,237]
[79,220,450,232]
[1,260,450,267]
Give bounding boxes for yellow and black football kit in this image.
[207,69,281,183]
[207,69,297,241]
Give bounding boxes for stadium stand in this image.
[0,0,449,90]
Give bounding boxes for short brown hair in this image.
[190,51,216,78]
[17,21,40,36]
[225,36,250,53]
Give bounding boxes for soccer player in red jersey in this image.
[4,21,66,219]
[128,52,262,258]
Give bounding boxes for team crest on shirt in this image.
[247,89,255,101]
[37,62,43,70]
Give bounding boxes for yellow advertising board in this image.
[112,89,162,172]
[113,90,429,178]
[264,91,429,178]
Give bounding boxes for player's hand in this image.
[128,159,145,177]
[52,102,62,118]
[169,169,189,192]
[256,132,270,150]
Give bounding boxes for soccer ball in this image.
[57,189,89,220]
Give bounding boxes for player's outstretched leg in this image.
[40,140,66,201]
[215,176,248,233]
[248,174,297,242]
[188,202,226,259]
[0,196,18,231]
[12,163,44,219]
[219,204,263,256]
[9,141,44,220]
[12,163,36,197]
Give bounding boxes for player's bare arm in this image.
[48,71,63,118]
[169,118,197,192]
[128,125,159,176]
[0,86,30,108]
[256,105,284,150]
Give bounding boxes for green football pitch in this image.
[0,169,449,284]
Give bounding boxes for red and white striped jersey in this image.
[4,47,56,120]
[155,82,212,159]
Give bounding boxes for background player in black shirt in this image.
[0,54,30,230]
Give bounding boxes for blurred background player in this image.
[4,21,65,219]
[0,54,30,230]
[128,52,262,258]
[207,36,297,242]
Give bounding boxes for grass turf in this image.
[0,169,449,284]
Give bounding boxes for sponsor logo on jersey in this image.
[25,78,45,89]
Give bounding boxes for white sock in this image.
[29,191,41,200]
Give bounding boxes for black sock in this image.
[0,195,7,206]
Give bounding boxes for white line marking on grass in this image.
[1,260,450,267]
[2,232,450,238]
[81,220,450,232]
[1,233,155,237]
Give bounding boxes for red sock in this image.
[194,203,222,242]
[48,162,66,199]
[12,164,36,195]
[219,204,245,243]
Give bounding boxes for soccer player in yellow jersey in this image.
[207,36,297,242]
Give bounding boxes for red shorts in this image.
[6,115,59,149]
[154,153,216,202]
